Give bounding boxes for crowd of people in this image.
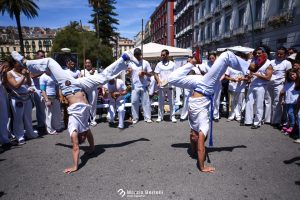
[0,45,299,173]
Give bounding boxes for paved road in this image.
[0,116,299,200]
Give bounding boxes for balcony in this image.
[232,26,246,36]
[267,9,294,28]
[212,35,222,42]
[222,0,233,8]
[214,4,222,14]
[205,12,213,20]
[223,31,232,39]
[199,17,205,24]
[204,39,212,45]
[254,21,266,30]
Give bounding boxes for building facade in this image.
[112,37,135,57]
[174,0,194,49]
[150,0,175,46]
[192,0,300,52]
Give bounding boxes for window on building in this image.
[0,47,3,53]
[195,29,199,42]
[215,20,220,36]
[6,47,9,52]
[225,15,231,33]
[279,0,289,11]
[238,7,246,27]
[215,0,220,6]
[201,4,205,17]
[200,29,205,41]
[207,23,212,40]
[255,0,263,21]
[208,0,212,13]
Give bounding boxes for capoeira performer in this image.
[168,51,259,173]
[10,50,138,173]
[40,71,62,135]
[103,78,127,129]
[80,59,99,127]
[154,49,177,123]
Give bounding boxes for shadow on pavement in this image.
[0,191,6,198]
[56,138,150,170]
[171,143,247,162]
[283,157,300,165]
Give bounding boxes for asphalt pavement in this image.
[0,115,299,200]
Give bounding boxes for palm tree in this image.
[0,0,39,54]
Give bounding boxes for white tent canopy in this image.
[217,46,254,54]
[131,42,192,58]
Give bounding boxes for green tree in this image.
[51,21,113,68]
[89,0,119,45]
[0,0,39,54]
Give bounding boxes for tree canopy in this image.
[51,22,114,68]
[89,0,119,46]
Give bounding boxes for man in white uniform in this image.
[11,50,139,173]
[103,78,127,129]
[31,50,46,130]
[264,47,292,127]
[127,48,152,124]
[80,59,99,126]
[245,47,273,129]
[40,71,62,135]
[154,49,177,123]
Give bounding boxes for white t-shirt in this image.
[80,68,98,77]
[270,59,292,85]
[225,67,246,92]
[39,73,57,96]
[283,82,299,104]
[154,60,176,87]
[66,69,80,79]
[128,60,152,89]
[250,59,272,87]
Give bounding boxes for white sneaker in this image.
[132,119,138,124]
[171,117,177,123]
[227,117,234,122]
[145,119,152,123]
[123,51,139,64]
[90,121,97,127]
[11,51,25,67]
[49,130,57,135]
[294,139,300,144]
[156,118,162,122]
[118,125,124,129]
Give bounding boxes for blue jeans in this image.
[286,104,296,127]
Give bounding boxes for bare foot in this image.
[63,166,77,174]
[200,166,215,173]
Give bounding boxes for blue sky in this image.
[0,0,162,40]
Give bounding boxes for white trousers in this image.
[245,85,266,126]
[107,97,125,128]
[213,82,222,119]
[33,90,46,128]
[158,87,175,119]
[11,98,38,142]
[228,91,245,120]
[264,83,283,124]
[131,87,151,121]
[168,51,249,94]
[86,87,99,123]
[168,51,249,133]
[0,86,10,144]
[44,98,62,133]
[180,89,192,120]
[26,57,128,92]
